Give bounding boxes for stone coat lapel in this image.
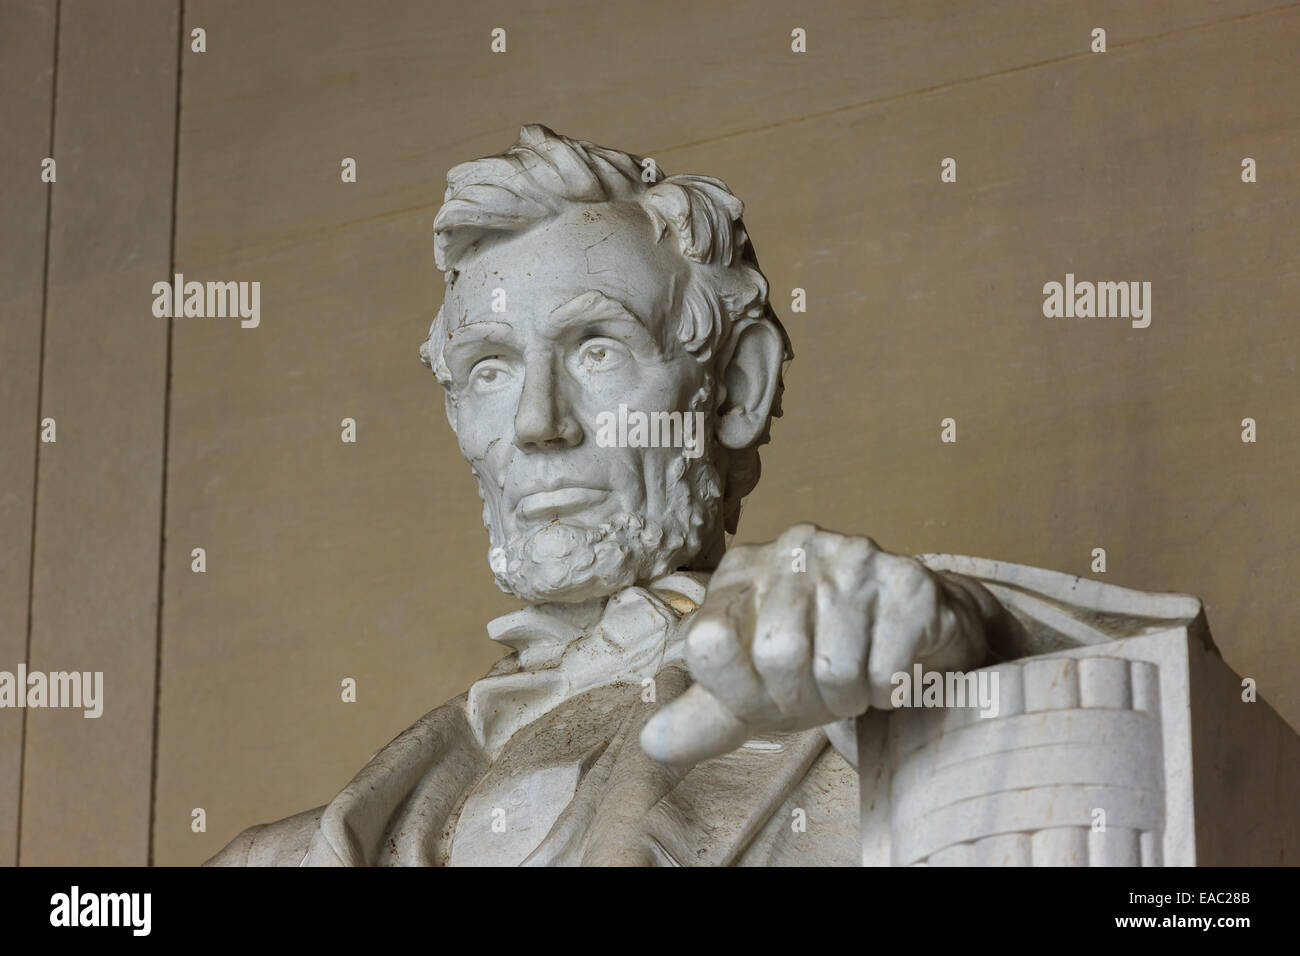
[301,695,487,866]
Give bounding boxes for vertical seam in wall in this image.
[16,0,62,870]
[148,0,184,868]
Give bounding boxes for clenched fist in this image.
[640,524,998,766]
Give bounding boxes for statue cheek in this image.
[456,393,514,452]
[465,434,510,486]
[654,361,709,415]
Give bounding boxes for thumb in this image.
[639,682,751,768]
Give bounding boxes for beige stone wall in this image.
[2,0,1296,866]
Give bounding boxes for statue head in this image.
[420,125,791,604]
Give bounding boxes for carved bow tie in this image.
[465,573,708,756]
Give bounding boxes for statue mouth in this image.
[517,486,610,521]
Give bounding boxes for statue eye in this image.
[469,357,512,391]
[576,338,625,372]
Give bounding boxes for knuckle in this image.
[813,652,863,691]
[837,536,877,568]
[886,558,934,602]
[828,544,880,599]
[716,543,756,572]
[912,572,939,610]
[752,628,803,674]
[685,619,731,667]
[779,522,819,548]
[867,655,902,691]
[868,660,899,691]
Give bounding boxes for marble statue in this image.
[207,125,1298,867]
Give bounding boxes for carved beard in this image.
[480,391,723,604]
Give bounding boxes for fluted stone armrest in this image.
[858,626,1300,866]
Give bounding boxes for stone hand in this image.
[640,523,992,766]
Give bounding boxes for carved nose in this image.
[513,358,582,450]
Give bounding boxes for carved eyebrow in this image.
[545,290,651,337]
[443,320,516,371]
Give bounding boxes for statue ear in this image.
[716,319,783,450]
[444,390,458,433]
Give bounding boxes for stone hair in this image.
[420,124,792,534]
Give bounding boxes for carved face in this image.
[439,202,724,603]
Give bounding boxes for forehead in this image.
[442,201,686,329]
